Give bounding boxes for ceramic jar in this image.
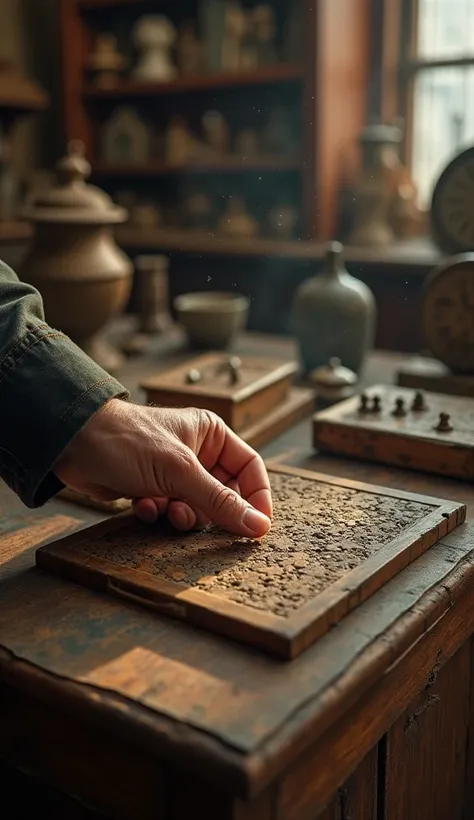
[291,242,376,375]
[348,122,403,247]
[20,141,132,373]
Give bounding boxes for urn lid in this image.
[310,357,357,389]
[21,141,127,225]
[359,121,403,145]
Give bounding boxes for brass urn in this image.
[20,140,133,373]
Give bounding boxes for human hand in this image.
[54,399,272,538]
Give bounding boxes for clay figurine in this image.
[221,3,247,71]
[133,15,177,83]
[165,117,193,164]
[202,110,230,155]
[100,107,151,165]
[234,128,260,158]
[177,22,203,76]
[252,5,278,66]
[85,33,127,88]
[183,191,214,231]
[268,203,298,239]
[218,196,258,238]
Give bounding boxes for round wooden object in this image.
[421,253,474,373]
[431,146,474,254]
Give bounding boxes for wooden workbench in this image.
[1,333,474,819]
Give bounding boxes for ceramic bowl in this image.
[174,291,249,349]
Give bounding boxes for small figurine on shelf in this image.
[129,201,164,230]
[100,106,151,165]
[218,195,259,238]
[252,5,278,66]
[263,107,297,156]
[267,203,298,239]
[221,3,247,71]
[202,111,230,156]
[133,15,177,83]
[165,117,193,164]
[85,33,127,89]
[234,128,260,158]
[177,22,203,76]
[183,191,214,231]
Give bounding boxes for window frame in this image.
[384,0,474,182]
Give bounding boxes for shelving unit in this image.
[84,63,304,98]
[60,0,370,253]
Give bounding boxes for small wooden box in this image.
[141,353,314,448]
[36,464,464,660]
[397,357,474,398]
[313,384,474,481]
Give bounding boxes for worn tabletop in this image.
[1,331,474,798]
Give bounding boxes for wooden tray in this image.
[58,489,131,514]
[141,352,299,432]
[36,464,465,660]
[313,384,474,481]
[397,357,474,398]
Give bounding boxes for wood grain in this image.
[397,359,474,397]
[141,353,299,432]
[384,642,471,820]
[84,65,304,99]
[93,158,300,177]
[0,681,165,820]
[275,546,474,815]
[0,521,472,804]
[36,464,465,660]
[313,384,474,480]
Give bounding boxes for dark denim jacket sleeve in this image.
[0,260,129,508]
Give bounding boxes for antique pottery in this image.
[20,141,132,373]
[174,291,249,350]
[291,242,376,375]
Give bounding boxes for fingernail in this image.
[242,506,271,537]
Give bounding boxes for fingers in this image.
[205,424,273,519]
[133,496,168,523]
[172,457,271,538]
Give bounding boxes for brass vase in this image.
[20,141,133,373]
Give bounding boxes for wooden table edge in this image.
[3,538,474,800]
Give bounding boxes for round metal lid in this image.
[310,357,357,388]
[21,141,127,225]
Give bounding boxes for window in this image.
[406,0,474,207]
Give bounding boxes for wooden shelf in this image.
[84,64,304,99]
[93,157,300,176]
[79,0,160,7]
[116,228,443,268]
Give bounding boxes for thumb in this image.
[173,457,271,538]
